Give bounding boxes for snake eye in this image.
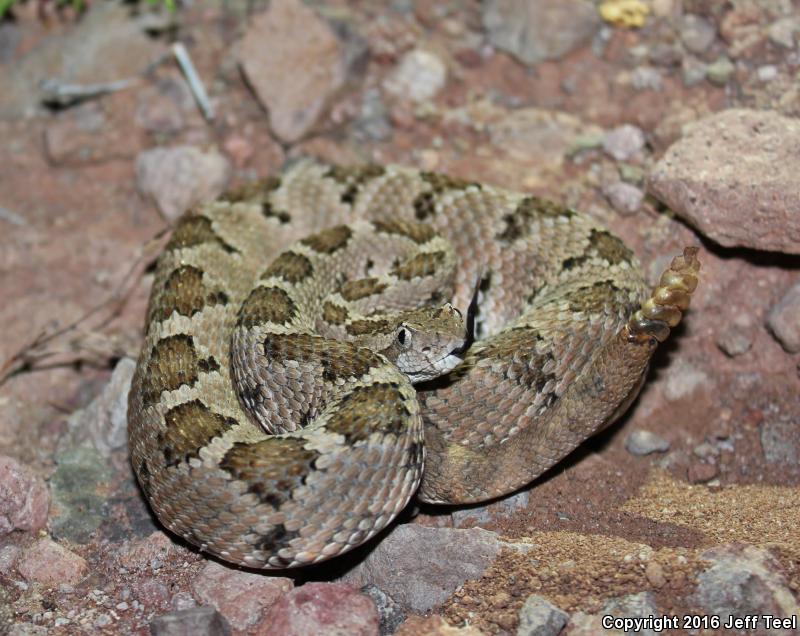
[397,328,409,346]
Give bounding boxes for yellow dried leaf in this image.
[599,0,650,28]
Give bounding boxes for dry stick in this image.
[172,42,215,122]
[0,233,170,387]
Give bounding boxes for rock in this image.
[663,359,709,402]
[716,314,754,357]
[136,146,231,222]
[766,282,800,353]
[340,525,529,613]
[687,461,718,484]
[705,55,735,85]
[603,181,644,216]
[383,49,447,103]
[356,88,392,141]
[693,545,798,630]
[678,14,716,54]
[135,77,193,135]
[517,595,568,636]
[64,357,135,457]
[625,430,670,456]
[117,532,185,573]
[452,488,530,528]
[395,615,483,635]
[238,0,347,143]
[490,108,602,171]
[0,2,166,120]
[644,561,666,588]
[602,124,646,161]
[648,109,800,254]
[49,445,112,543]
[149,607,230,636]
[0,455,49,534]
[360,584,405,636]
[190,561,292,632]
[0,544,21,575]
[767,16,800,49]
[602,592,659,636]
[760,414,799,465]
[482,0,600,66]
[43,99,138,166]
[17,538,88,586]
[630,66,663,91]
[757,65,778,82]
[260,583,379,636]
[138,578,171,610]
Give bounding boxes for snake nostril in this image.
[422,346,431,354]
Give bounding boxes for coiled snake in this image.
[128,160,700,569]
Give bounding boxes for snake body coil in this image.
[128,161,700,569]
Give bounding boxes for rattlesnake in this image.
[128,160,700,569]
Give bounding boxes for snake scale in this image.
[128,160,700,569]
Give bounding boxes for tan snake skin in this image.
[128,160,700,569]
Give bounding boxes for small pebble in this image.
[631,66,663,91]
[687,461,718,484]
[706,56,735,85]
[757,65,778,82]
[645,561,666,588]
[678,14,716,54]
[626,430,671,455]
[602,124,646,161]
[603,181,644,216]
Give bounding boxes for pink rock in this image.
[259,582,379,636]
[17,538,87,586]
[238,0,346,143]
[649,109,800,255]
[191,561,293,631]
[766,281,800,353]
[0,455,50,534]
[136,146,231,222]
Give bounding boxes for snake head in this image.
[381,303,468,383]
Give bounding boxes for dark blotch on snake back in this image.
[262,252,314,284]
[159,400,237,467]
[340,278,389,301]
[372,219,436,244]
[142,334,201,406]
[166,215,237,253]
[567,281,627,314]
[391,251,447,280]
[322,301,349,325]
[148,266,228,324]
[326,383,410,442]
[301,226,353,254]
[219,438,320,512]
[325,165,387,204]
[238,286,298,328]
[263,333,381,382]
[345,318,392,336]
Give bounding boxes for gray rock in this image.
[64,357,135,457]
[238,0,347,142]
[705,56,735,86]
[760,415,799,465]
[356,88,392,141]
[360,584,405,636]
[340,525,530,613]
[631,67,663,91]
[678,14,716,54]
[602,124,646,161]
[452,488,530,528]
[648,109,800,254]
[716,324,753,357]
[599,593,659,635]
[625,430,670,456]
[149,607,230,636]
[136,146,231,222]
[693,544,797,631]
[383,49,447,103]
[482,0,600,66]
[603,181,644,216]
[768,17,800,49]
[681,55,707,87]
[766,282,800,353]
[517,595,568,636]
[757,65,778,82]
[49,445,112,543]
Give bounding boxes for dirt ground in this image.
[0,1,798,634]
